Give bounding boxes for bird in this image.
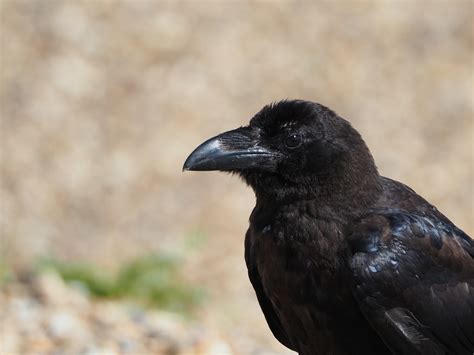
[183,100,474,355]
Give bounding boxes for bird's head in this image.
[184,100,380,202]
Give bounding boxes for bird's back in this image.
[348,177,474,354]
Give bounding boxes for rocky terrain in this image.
[1,272,285,355]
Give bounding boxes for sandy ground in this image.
[1,1,473,353]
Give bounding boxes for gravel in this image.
[1,271,287,355]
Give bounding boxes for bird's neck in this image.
[251,170,382,216]
[243,143,383,216]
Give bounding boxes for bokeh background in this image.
[1,1,473,354]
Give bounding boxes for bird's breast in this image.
[249,204,349,304]
[253,224,344,304]
[250,223,360,354]
[247,204,385,354]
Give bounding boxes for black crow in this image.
[183,100,474,355]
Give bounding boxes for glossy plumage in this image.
[184,100,474,355]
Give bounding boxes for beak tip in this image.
[182,159,194,172]
[183,138,219,172]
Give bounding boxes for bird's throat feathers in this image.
[239,150,382,213]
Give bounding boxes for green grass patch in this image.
[0,257,13,287]
[38,253,206,314]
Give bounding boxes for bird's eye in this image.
[284,133,302,149]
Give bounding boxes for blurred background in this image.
[1,1,473,354]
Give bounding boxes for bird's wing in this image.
[244,230,296,351]
[347,210,474,355]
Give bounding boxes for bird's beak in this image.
[183,127,276,172]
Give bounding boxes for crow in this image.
[183,100,474,355]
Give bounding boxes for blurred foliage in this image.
[38,253,206,314]
[0,257,14,287]
[183,229,209,251]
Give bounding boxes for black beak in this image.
[183,127,277,172]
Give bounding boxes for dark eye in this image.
[284,133,302,149]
